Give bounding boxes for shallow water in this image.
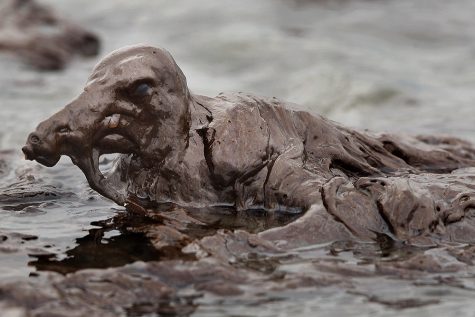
[2,0,475,316]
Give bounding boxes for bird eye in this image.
[133,82,152,97]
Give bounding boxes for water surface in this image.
[2,0,475,315]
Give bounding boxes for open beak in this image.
[69,133,137,206]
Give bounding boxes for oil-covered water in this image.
[2,0,475,316]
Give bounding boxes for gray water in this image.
[1,0,475,315]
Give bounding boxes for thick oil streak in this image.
[28,206,300,275]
